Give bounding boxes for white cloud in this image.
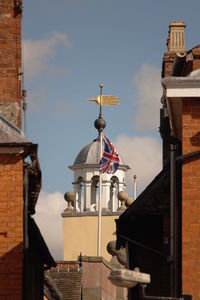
[132,63,162,131]
[34,191,66,260]
[23,32,71,80]
[115,135,162,195]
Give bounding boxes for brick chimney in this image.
[167,21,186,53]
[0,0,22,128]
[162,21,186,78]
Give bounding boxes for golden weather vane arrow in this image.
[88,95,120,106]
[88,83,120,257]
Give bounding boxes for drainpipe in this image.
[169,143,176,297]
[160,105,181,297]
[23,166,29,300]
[23,167,29,250]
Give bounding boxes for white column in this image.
[91,182,98,211]
[118,182,125,192]
[118,182,125,209]
[133,175,137,201]
[72,182,79,211]
[111,184,117,212]
[102,180,111,211]
[78,182,84,211]
[84,181,92,211]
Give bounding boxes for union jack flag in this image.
[99,135,120,174]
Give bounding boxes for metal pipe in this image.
[159,105,181,297]
[97,83,104,256]
[23,167,29,249]
[133,175,137,201]
[97,128,103,256]
[118,234,167,258]
[170,144,176,297]
[23,167,29,299]
[176,150,200,163]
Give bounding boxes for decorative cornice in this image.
[69,163,130,171]
[162,76,200,97]
[62,211,122,218]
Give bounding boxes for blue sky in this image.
[22,0,200,258]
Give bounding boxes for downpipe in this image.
[160,106,181,297]
[169,143,176,297]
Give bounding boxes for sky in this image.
[22,0,200,259]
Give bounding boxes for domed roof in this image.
[74,139,101,165]
[73,137,125,166]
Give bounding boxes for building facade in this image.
[0,1,56,299]
[116,22,200,300]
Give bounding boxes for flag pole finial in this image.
[99,83,104,88]
[94,83,106,135]
[99,83,104,118]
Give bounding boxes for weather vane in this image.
[88,83,119,257]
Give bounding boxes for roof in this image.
[73,137,127,167]
[0,113,41,213]
[46,268,82,300]
[118,165,170,224]
[44,275,62,300]
[29,216,57,269]
[116,165,170,249]
[74,138,101,165]
[0,113,30,144]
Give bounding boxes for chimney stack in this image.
[0,1,23,128]
[162,21,186,78]
[167,21,186,53]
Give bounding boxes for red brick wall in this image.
[0,154,23,299]
[0,0,22,128]
[162,52,176,78]
[182,98,200,300]
[82,260,116,299]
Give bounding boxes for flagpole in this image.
[98,83,104,256]
[89,84,119,257]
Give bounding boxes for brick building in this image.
[115,22,200,300]
[0,1,56,299]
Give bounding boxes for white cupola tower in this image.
[62,85,131,261]
[69,137,130,213]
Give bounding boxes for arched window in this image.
[109,176,119,212]
[91,175,99,211]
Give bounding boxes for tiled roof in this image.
[44,275,62,300]
[46,269,82,300]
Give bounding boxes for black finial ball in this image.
[94,117,106,131]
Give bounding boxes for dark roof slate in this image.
[46,269,82,300]
[44,275,63,300]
